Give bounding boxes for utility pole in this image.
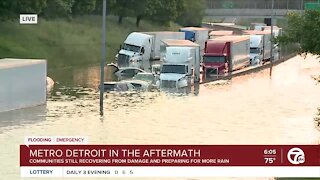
[100,0,106,116]
[270,0,274,63]
[269,0,274,77]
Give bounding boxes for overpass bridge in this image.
[205,0,310,18]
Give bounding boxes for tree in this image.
[133,0,148,27]
[42,0,74,18]
[277,10,320,55]
[0,0,47,21]
[17,0,47,14]
[131,0,190,27]
[72,0,96,15]
[0,0,18,21]
[176,0,205,26]
[109,0,135,24]
[93,0,115,15]
[146,0,178,25]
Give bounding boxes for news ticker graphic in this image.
[20,144,320,177]
[19,14,38,24]
[24,136,88,146]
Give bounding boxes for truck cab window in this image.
[122,44,141,53]
[141,47,145,54]
[203,56,225,63]
[122,69,135,77]
[161,65,187,74]
[134,69,142,74]
[250,48,260,54]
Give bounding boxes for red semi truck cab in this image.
[203,35,250,77]
[203,41,230,76]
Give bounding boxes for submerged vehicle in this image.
[103,81,150,92]
[121,80,151,91]
[103,82,135,92]
[114,67,147,80]
[133,72,159,89]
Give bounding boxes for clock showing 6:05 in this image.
[263,149,277,155]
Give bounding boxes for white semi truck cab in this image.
[160,47,195,89]
[249,35,263,65]
[243,30,272,63]
[116,32,185,72]
[116,32,152,71]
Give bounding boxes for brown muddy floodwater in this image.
[0,55,320,180]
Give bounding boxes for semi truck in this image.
[242,30,272,64]
[116,31,185,72]
[243,30,271,64]
[159,39,200,89]
[179,27,210,55]
[248,35,264,65]
[202,35,250,77]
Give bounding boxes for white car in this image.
[122,80,150,91]
[133,72,159,89]
[103,80,150,92]
[103,82,135,92]
[114,67,147,80]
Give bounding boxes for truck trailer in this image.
[242,30,272,63]
[116,31,185,72]
[203,35,250,77]
[209,30,233,39]
[179,27,210,55]
[160,39,201,89]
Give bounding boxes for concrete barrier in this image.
[0,58,47,112]
[205,9,303,18]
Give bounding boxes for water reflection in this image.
[0,105,46,133]
[159,85,200,96]
[49,86,97,100]
[48,66,115,89]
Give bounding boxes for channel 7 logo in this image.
[287,147,305,165]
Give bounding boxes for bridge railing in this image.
[206,0,317,10]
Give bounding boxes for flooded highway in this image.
[0,55,320,180]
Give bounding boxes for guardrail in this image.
[205,9,303,18]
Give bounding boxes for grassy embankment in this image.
[0,15,180,69]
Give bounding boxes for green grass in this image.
[0,15,180,69]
